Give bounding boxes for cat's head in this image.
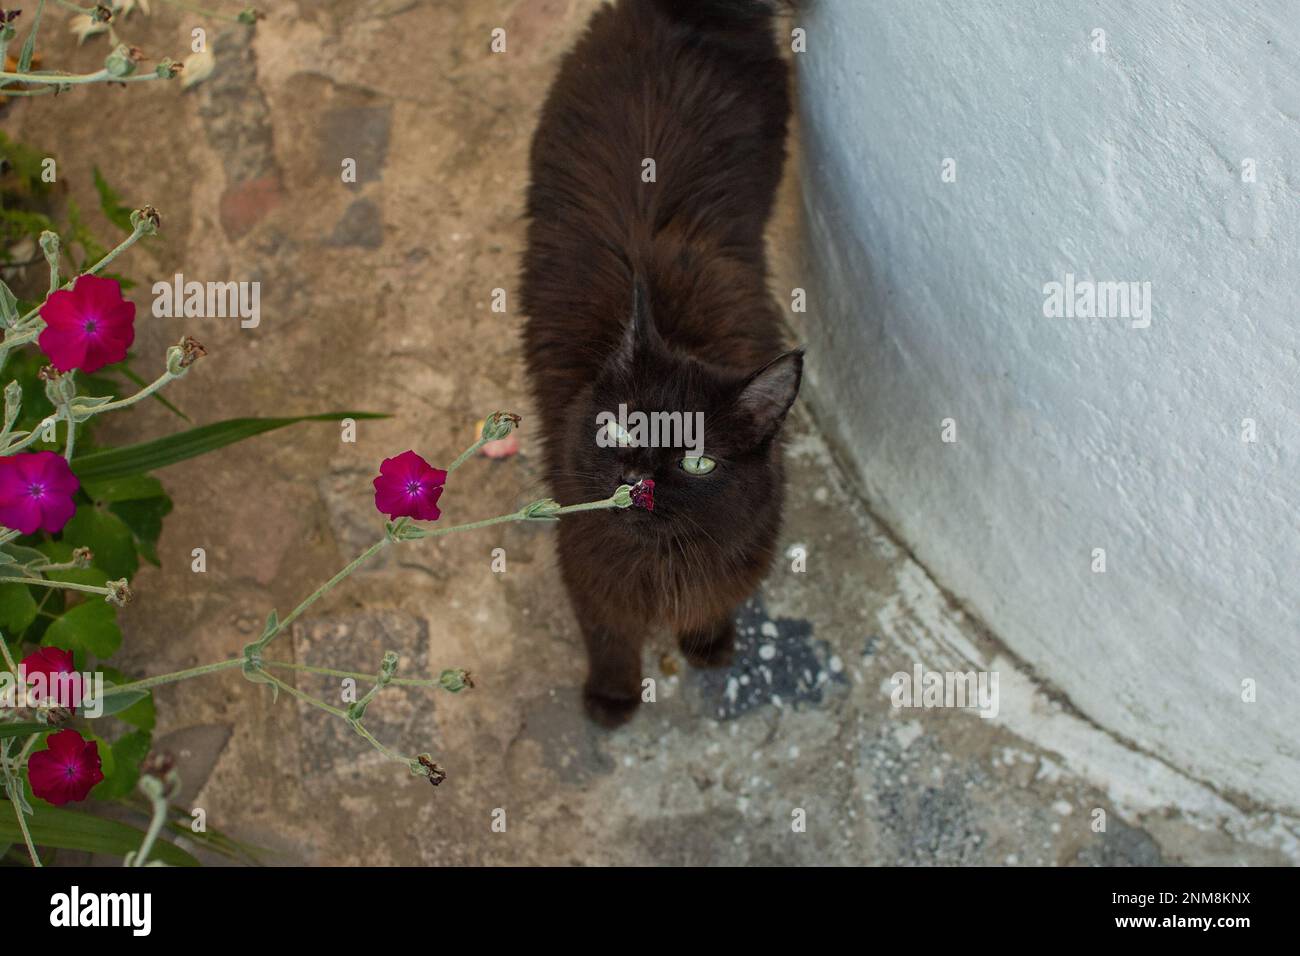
[563,280,803,538]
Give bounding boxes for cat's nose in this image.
[621,471,651,487]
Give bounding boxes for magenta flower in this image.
[38,274,136,373]
[630,478,655,512]
[0,451,80,534]
[27,729,104,806]
[373,450,447,521]
[20,647,83,709]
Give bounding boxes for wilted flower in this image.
[20,647,83,709]
[0,451,80,534]
[27,729,104,806]
[38,273,136,373]
[105,578,134,607]
[415,754,447,787]
[630,478,655,512]
[373,451,447,522]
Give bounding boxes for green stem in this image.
[82,369,178,416]
[256,538,390,654]
[100,658,244,698]
[0,86,57,97]
[0,69,165,87]
[446,435,489,475]
[129,783,168,868]
[1,414,57,454]
[0,634,18,677]
[6,776,39,867]
[348,721,412,765]
[255,670,348,719]
[261,660,445,688]
[0,576,110,597]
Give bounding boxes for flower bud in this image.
[438,668,474,693]
[480,411,521,442]
[612,484,634,508]
[378,650,399,686]
[4,380,22,423]
[130,206,161,236]
[104,44,140,78]
[71,547,93,568]
[155,58,182,79]
[520,498,561,521]
[38,230,60,263]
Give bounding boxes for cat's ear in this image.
[618,276,663,363]
[733,349,804,445]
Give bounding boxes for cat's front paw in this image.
[582,686,640,728]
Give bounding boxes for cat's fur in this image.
[521,0,801,727]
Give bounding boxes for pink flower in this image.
[27,729,104,806]
[20,647,83,709]
[373,450,447,521]
[0,451,80,534]
[38,274,136,373]
[631,478,655,512]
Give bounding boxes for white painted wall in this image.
[794,0,1300,812]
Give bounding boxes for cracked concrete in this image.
[8,0,1296,865]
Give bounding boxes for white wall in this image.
[795,0,1300,812]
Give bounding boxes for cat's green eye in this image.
[605,420,633,447]
[680,455,716,476]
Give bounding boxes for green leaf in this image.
[113,693,155,730]
[0,582,37,635]
[0,723,50,741]
[16,0,44,74]
[85,682,152,722]
[108,494,172,567]
[0,280,18,327]
[61,506,138,580]
[43,600,121,659]
[94,668,154,729]
[92,167,134,235]
[0,544,48,565]
[71,412,389,482]
[0,802,198,866]
[82,474,165,503]
[93,729,151,800]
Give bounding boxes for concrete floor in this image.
[10,0,1296,865]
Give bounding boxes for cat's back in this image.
[521,0,790,400]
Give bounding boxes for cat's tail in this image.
[654,0,795,32]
